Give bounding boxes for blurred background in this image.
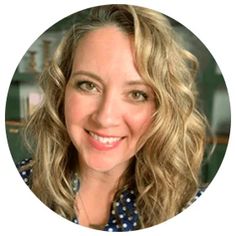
[5,8,230,185]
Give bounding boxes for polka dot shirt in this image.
[17,158,204,231]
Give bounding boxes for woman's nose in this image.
[91,93,122,128]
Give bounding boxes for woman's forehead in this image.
[71,26,140,79]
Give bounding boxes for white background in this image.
[0,0,235,235]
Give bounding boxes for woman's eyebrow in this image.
[125,80,148,86]
[71,70,103,83]
[71,71,149,87]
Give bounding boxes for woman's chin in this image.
[87,159,117,173]
[85,156,130,175]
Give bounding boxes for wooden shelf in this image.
[207,135,229,145]
[5,120,25,127]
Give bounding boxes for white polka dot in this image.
[115,202,120,206]
[21,171,26,175]
[133,203,137,207]
[130,190,134,194]
[112,219,116,223]
[122,206,126,211]
[128,216,133,221]
[111,210,115,215]
[134,210,138,214]
[21,161,25,164]
[24,178,28,182]
[133,222,137,227]
[123,223,127,228]
[120,194,124,199]
[108,228,113,232]
[126,198,131,203]
[119,214,124,219]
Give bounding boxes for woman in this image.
[19,4,207,231]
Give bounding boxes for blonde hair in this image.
[24,5,207,229]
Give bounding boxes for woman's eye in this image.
[76,81,98,93]
[129,91,148,102]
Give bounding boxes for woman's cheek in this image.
[125,107,154,135]
[65,92,99,124]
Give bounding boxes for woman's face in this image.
[64,26,155,175]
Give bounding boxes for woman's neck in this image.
[75,166,122,228]
[79,167,121,195]
[78,157,129,194]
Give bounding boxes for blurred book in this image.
[28,92,43,116]
[211,88,230,135]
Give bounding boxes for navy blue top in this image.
[17,158,204,232]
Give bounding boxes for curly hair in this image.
[24,4,207,229]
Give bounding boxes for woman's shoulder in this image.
[16,158,33,186]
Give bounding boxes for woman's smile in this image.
[85,129,125,151]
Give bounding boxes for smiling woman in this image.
[18,4,207,231]
[64,26,155,175]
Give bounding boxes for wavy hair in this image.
[24,5,207,229]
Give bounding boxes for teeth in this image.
[89,131,121,144]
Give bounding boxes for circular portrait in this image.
[5,4,230,232]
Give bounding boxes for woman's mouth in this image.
[89,131,122,144]
[85,130,124,150]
